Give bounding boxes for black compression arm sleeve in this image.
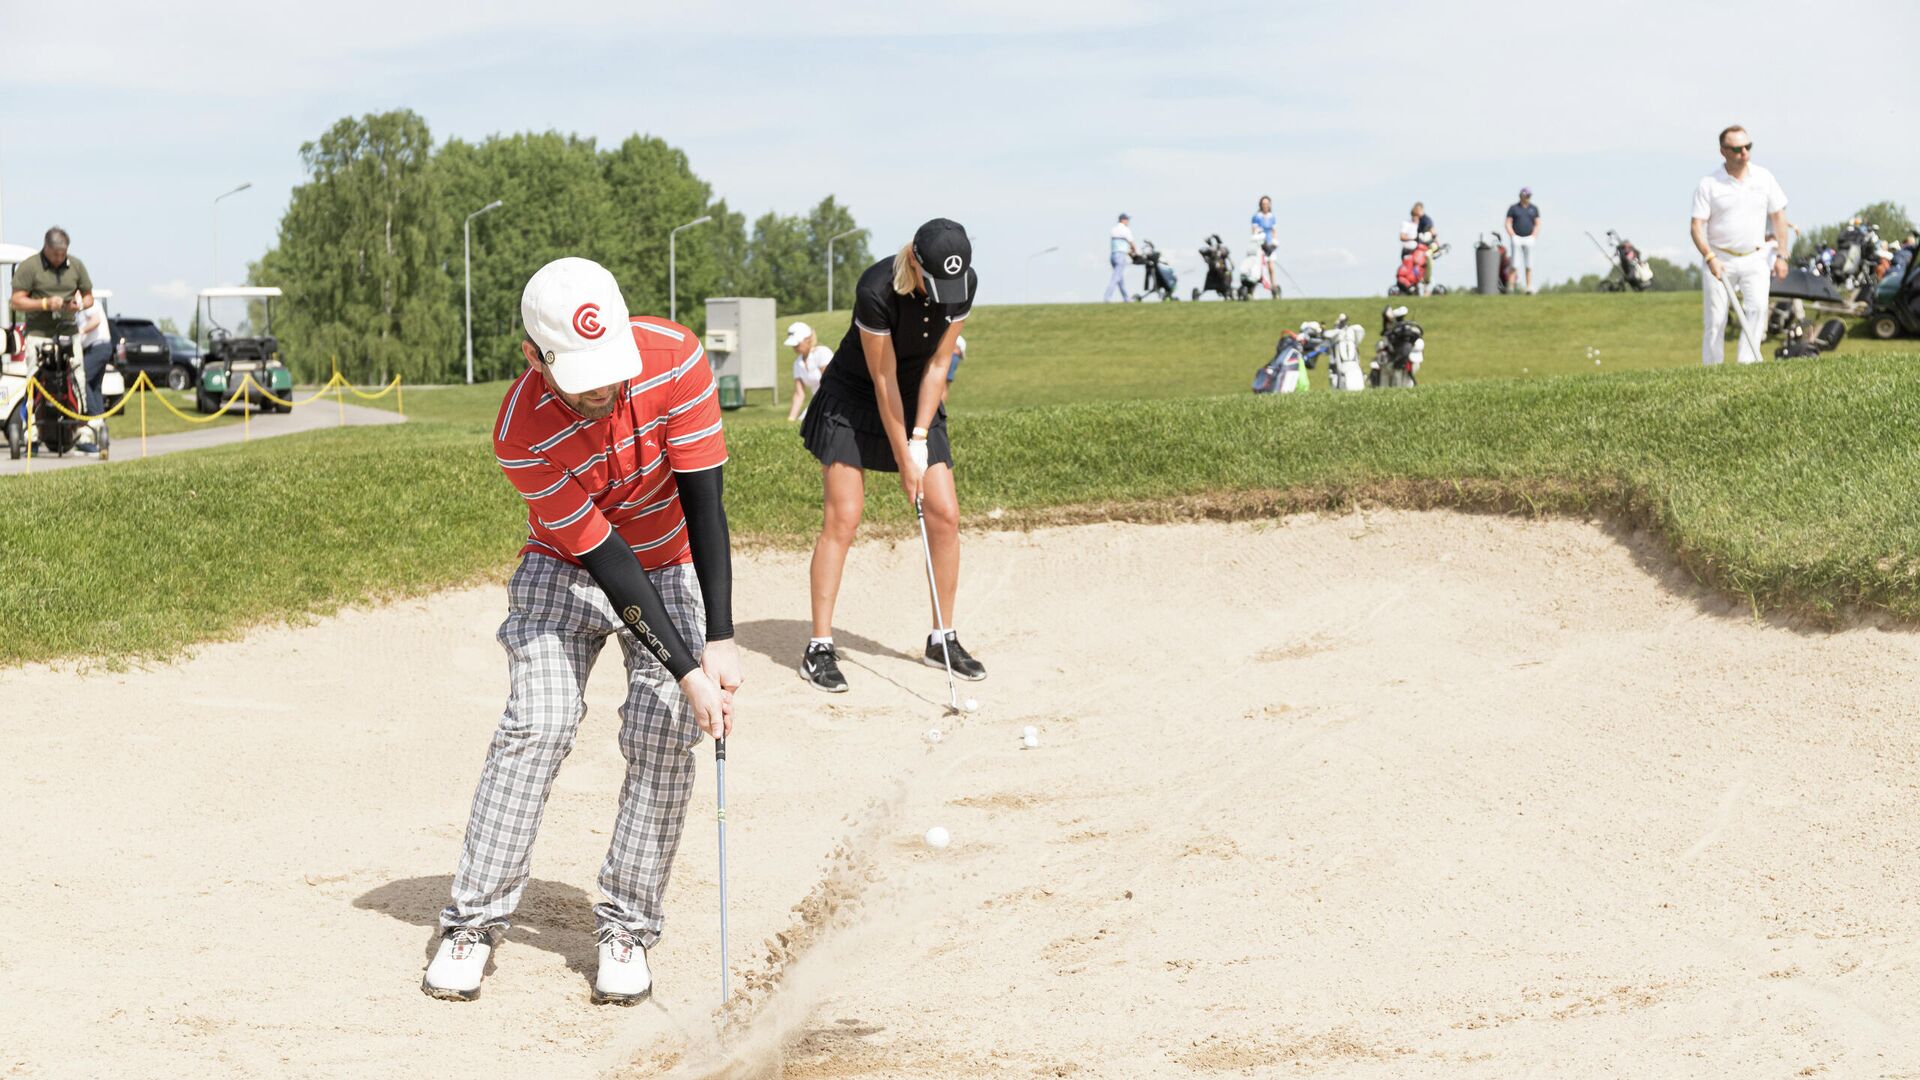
[577,532,699,680]
[675,465,733,641]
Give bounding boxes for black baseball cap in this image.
[912,218,972,304]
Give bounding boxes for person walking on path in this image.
[1106,212,1138,302]
[784,320,833,422]
[424,256,740,1007]
[1504,188,1542,294]
[1690,124,1789,365]
[798,218,987,693]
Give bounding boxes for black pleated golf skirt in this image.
[800,387,952,473]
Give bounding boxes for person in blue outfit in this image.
[1250,195,1277,254]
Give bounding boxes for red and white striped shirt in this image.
[493,316,727,570]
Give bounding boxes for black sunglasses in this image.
[1723,142,1753,154]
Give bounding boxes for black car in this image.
[108,317,197,392]
[165,332,203,374]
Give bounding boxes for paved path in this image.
[0,396,405,476]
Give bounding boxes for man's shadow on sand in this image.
[354,876,599,980]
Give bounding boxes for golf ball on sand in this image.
[964,698,980,713]
[924,826,951,849]
[924,728,944,744]
[1022,725,1040,749]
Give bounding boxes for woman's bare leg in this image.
[809,463,866,639]
[920,463,960,632]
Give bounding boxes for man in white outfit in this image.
[1106,212,1137,302]
[1690,125,1789,365]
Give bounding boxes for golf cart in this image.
[195,286,292,414]
[1865,252,1920,340]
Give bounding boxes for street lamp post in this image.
[826,227,864,312]
[212,182,253,286]
[669,215,714,324]
[464,199,504,385]
[1025,245,1060,302]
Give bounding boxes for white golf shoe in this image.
[422,926,494,1001]
[591,927,652,1005]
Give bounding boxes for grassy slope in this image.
[6,295,1917,665]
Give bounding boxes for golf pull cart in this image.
[195,286,292,414]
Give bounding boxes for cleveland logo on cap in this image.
[573,302,605,340]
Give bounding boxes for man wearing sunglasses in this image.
[1690,124,1790,365]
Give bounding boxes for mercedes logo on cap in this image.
[943,254,963,275]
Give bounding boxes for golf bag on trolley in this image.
[1593,229,1653,292]
[1392,236,1447,296]
[1132,241,1179,301]
[1370,306,1424,388]
[1194,234,1241,301]
[1300,315,1367,391]
[1238,231,1281,300]
[1826,220,1882,300]
[1252,331,1307,394]
[19,335,96,456]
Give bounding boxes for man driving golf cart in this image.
[194,286,293,414]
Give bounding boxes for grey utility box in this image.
[704,297,777,404]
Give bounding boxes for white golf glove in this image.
[907,437,929,472]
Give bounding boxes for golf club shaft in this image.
[715,736,729,1004]
[1721,275,1765,361]
[914,497,959,709]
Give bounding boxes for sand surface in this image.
[6,511,1920,1079]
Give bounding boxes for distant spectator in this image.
[1250,196,1277,254]
[1106,212,1137,302]
[784,321,833,422]
[1504,188,1541,294]
[946,334,966,385]
[1400,202,1437,296]
[75,295,112,448]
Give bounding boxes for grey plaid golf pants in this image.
[439,554,705,948]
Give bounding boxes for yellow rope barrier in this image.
[14,364,409,469]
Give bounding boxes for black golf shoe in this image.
[801,642,849,693]
[923,632,987,682]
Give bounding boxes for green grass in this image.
[5,294,1918,665]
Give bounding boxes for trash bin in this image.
[717,375,745,411]
[1474,235,1501,295]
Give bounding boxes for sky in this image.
[2,0,1914,332]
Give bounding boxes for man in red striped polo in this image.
[423,257,740,1007]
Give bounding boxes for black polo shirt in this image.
[823,255,975,422]
[11,252,93,336]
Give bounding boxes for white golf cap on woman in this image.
[520,257,642,394]
[784,321,814,347]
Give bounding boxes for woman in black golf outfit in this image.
[798,218,985,693]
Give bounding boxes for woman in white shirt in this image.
[785,321,833,421]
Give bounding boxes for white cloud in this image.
[149,278,194,302]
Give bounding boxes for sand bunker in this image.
[6,511,1920,1078]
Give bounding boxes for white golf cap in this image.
[783,321,813,347]
[520,257,641,395]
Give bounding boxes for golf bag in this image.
[1252,331,1307,394]
[1772,316,1846,360]
[1608,230,1653,291]
[1238,232,1280,299]
[1194,234,1240,301]
[1132,241,1179,302]
[1299,315,1367,391]
[1370,306,1424,388]
[27,336,89,456]
[1828,221,1880,298]
[1392,236,1448,296]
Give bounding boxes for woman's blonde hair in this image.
[891,241,918,295]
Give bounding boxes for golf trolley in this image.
[1299,314,1366,391]
[1194,234,1243,301]
[1391,236,1449,296]
[194,286,293,413]
[1587,230,1653,292]
[1370,306,1424,388]
[1131,242,1180,302]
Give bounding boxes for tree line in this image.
[252,110,870,383]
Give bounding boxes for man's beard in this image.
[567,392,617,419]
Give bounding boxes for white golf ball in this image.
[924,826,951,850]
[1022,725,1038,740]
[1022,732,1040,749]
[924,728,944,744]
[964,697,980,713]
